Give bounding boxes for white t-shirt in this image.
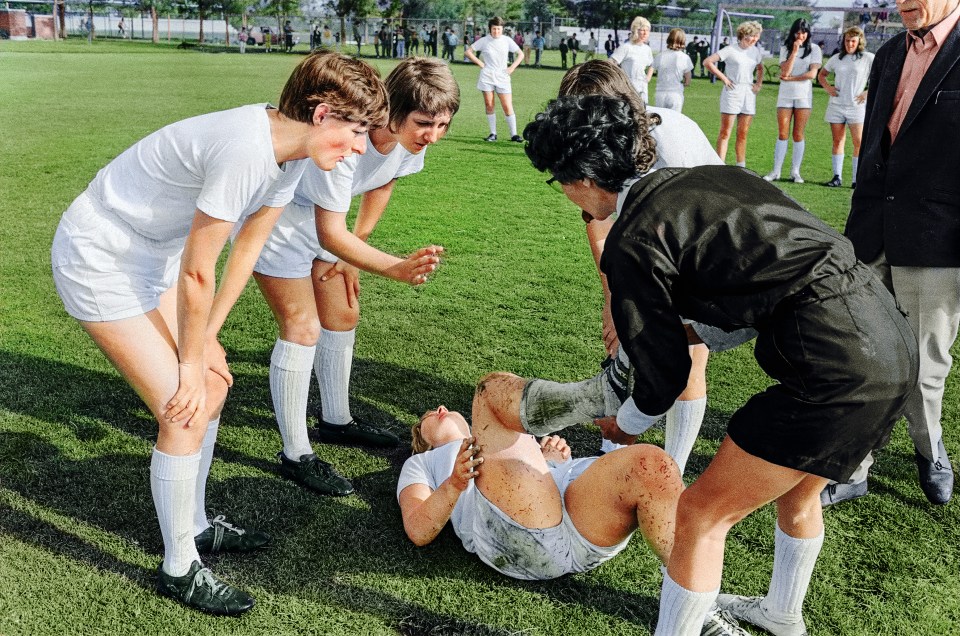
[611,41,654,86]
[824,51,875,107]
[471,34,521,86]
[777,43,823,100]
[89,104,305,243]
[291,133,426,212]
[716,42,764,87]
[647,107,724,169]
[652,49,694,94]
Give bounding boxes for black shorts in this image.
[727,263,919,482]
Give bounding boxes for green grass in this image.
[1,38,959,635]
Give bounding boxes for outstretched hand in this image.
[386,245,444,285]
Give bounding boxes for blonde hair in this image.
[410,414,432,454]
[630,16,651,43]
[384,57,461,132]
[666,28,686,51]
[737,21,762,41]
[279,51,388,128]
[840,26,866,57]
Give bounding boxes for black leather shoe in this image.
[315,417,400,448]
[156,561,255,616]
[195,515,270,554]
[484,133,497,142]
[916,439,953,505]
[824,175,842,187]
[510,135,524,143]
[820,479,868,506]
[278,452,354,496]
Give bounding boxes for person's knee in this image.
[280,310,322,345]
[205,370,230,414]
[621,444,682,490]
[676,486,746,538]
[475,371,521,404]
[319,302,359,332]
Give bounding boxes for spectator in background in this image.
[533,30,545,67]
[448,28,460,62]
[430,25,439,56]
[687,36,699,68]
[859,4,872,29]
[586,31,597,61]
[395,26,406,58]
[117,16,125,38]
[263,25,272,53]
[570,33,580,65]
[717,36,730,75]
[238,26,247,54]
[522,30,531,65]
[696,36,710,77]
[604,33,615,57]
[283,20,294,53]
[559,36,569,68]
[353,23,362,56]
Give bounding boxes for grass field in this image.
[1,39,958,635]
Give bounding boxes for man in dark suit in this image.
[831,0,960,506]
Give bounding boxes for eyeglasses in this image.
[546,177,564,194]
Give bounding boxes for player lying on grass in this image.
[398,371,751,634]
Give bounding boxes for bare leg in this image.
[734,114,753,165]
[829,123,847,155]
[471,372,563,529]
[565,444,683,563]
[716,113,736,162]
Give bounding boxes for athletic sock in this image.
[760,524,824,622]
[486,113,497,136]
[151,448,202,577]
[791,140,805,177]
[505,114,518,136]
[851,156,859,181]
[193,418,219,536]
[270,338,316,458]
[654,571,719,636]
[735,161,746,167]
[771,139,788,175]
[664,397,706,475]
[316,328,355,426]
[832,153,844,177]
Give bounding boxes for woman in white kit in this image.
[465,16,524,142]
[703,21,765,167]
[651,28,695,112]
[817,26,874,189]
[762,19,823,183]
[611,16,655,104]
[252,57,460,497]
[50,52,388,615]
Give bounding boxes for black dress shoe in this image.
[315,417,400,448]
[916,439,953,505]
[824,175,842,187]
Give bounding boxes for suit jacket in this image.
[845,22,960,267]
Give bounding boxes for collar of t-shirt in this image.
[616,177,642,215]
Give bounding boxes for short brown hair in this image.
[410,414,432,454]
[667,28,686,51]
[840,26,866,58]
[384,57,461,131]
[279,51,388,128]
[557,60,658,173]
[488,16,504,29]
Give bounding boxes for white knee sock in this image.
[192,419,219,536]
[487,113,497,135]
[151,448,202,577]
[505,114,517,136]
[655,571,719,636]
[851,156,859,181]
[316,328,355,426]
[760,524,824,622]
[271,338,317,459]
[664,397,706,476]
[831,153,844,177]
[791,140,805,176]
[771,139,788,175]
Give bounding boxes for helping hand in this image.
[595,416,638,446]
[539,435,571,463]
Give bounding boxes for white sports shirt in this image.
[89,104,305,242]
[824,51,875,107]
[716,43,764,87]
[652,49,694,94]
[611,41,654,87]
[471,34,521,86]
[777,43,823,100]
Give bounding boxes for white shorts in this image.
[654,91,684,112]
[720,84,757,115]
[824,100,866,124]
[477,79,512,94]
[777,96,813,109]
[466,457,631,581]
[51,189,182,322]
[253,201,338,279]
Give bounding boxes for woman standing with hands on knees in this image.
[51,51,388,615]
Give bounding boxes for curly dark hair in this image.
[523,94,643,193]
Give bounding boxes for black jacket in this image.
[602,166,857,415]
[845,20,960,267]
